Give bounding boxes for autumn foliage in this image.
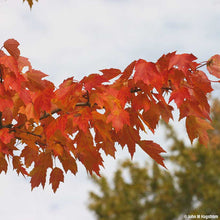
[0,39,219,192]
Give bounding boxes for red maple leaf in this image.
[134,59,162,89]
[138,140,166,168]
[186,115,213,146]
[168,53,197,73]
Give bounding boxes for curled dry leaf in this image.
[207,54,220,78]
[3,39,20,59]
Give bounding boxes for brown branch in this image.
[39,102,91,120]
[130,87,142,93]
[26,131,42,138]
[39,108,62,120]
[1,85,171,131]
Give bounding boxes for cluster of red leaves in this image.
[0,39,219,192]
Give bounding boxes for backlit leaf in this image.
[138,140,166,168]
[207,55,220,78]
[186,116,213,146]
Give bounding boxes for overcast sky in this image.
[0,0,220,219]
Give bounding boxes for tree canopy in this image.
[88,99,220,219]
[0,38,219,192]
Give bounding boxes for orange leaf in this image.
[0,156,8,174]
[120,61,136,80]
[186,116,213,146]
[33,87,54,117]
[207,54,220,78]
[168,53,197,72]
[134,59,162,88]
[3,39,20,59]
[0,128,14,144]
[25,69,48,90]
[12,156,29,176]
[0,56,19,76]
[58,152,78,174]
[74,130,103,175]
[21,146,38,168]
[97,140,116,158]
[169,87,191,108]
[30,166,47,189]
[138,140,166,168]
[106,108,130,132]
[100,68,121,80]
[81,74,107,91]
[19,103,36,121]
[142,102,160,132]
[0,97,13,112]
[49,167,64,193]
[116,125,140,158]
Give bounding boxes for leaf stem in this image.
[196,61,207,70]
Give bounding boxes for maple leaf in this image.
[0,56,19,76]
[18,103,36,121]
[168,53,197,73]
[190,70,213,94]
[157,101,174,123]
[115,125,140,158]
[49,143,64,157]
[30,166,47,189]
[131,93,151,112]
[106,107,130,132]
[58,152,78,174]
[207,55,220,78]
[0,156,7,174]
[21,146,38,168]
[55,78,82,111]
[97,140,116,158]
[120,61,136,80]
[72,107,92,132]
[92,111,112,141]
[17,56,32,72]
[76,147,104,175]
[156,52,176,72]
[169,87,191,108]
[134,59,162,89]
[23,0,38,8]
[45,115,68,139]
[12,156,29,176]
[33,87,54,117]
[141,102,160,132]
[186,116,213,146]
[30,152,53,189]
[138,140,166,168]
[81,74,107,91]
[0,97,13,112]
[24,69,48,90]
[3,39,20,59]
[74,130,104,175]
[0,128,14,144]
[100,68,121,81]
[49,167,64,193]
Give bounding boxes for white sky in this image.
[0,0,220,219]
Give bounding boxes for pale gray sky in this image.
[0,0,220,219]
